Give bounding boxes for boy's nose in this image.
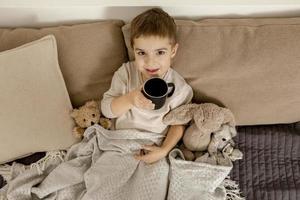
[145,55,156,66]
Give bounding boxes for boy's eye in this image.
[137,51,145,56]
[92,114,95,117]
[157,51,166,55]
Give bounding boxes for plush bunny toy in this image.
[163,103,236,161]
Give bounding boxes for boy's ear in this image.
[171,43,179,58]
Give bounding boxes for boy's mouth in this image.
[145,68,159,74]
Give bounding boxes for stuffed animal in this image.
[195,125,242,165]
[195,144,243,165]
[163,103,236,161]
[207,124,236,156]
[222,143,243,162]
[70,100,112,138]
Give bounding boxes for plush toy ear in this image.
[163,104,198,125]
[222,108,236,127]
[193,107,205,128]
[229,126,237,137]
[85,100,99,108]
[70,109,79,118]
[194,103,222,131]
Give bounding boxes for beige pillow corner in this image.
[0,35,79,164]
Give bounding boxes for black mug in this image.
[142,77,175,110]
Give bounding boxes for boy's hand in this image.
[134,145,168,164]
[128,87,155,110]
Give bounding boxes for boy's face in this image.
[133,36,178,80]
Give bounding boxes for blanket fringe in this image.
[223,176,245,200]
[0,150,66,184]
[0,164,12,184]
[30,150,66,175]
[0,193,7,200]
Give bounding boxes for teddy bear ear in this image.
[70,109,79,118]
[163,104,197,125]
[85,100,99,108]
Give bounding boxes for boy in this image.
[101,8,193,164]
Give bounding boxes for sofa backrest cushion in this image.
[122,18,300,125]
[0,21,128,107]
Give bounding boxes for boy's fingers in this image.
[137,95,151,104]
[136,99,144,106]
[134,154,147,161]
[137,99,149,107]
[140,101,154,110]
[144,103,154,110]
[135,95,154,110]
[143,100,152,106]
[150,103,155,109]
[134,154,155,164]
[143,145,155,151]
[142,97,152,104]
[134,154,141,160]
[140,149,147,155]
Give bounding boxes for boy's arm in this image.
[110,92,134,117]
[134,125,184,164]
[109,88,155,118]
[101,66,128,118]
[161,125,185,153]
[101,65,154,118]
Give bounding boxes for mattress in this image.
[231,123,300,200]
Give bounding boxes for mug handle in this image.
[167,83,175,97]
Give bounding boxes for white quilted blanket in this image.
[0,125,242,200]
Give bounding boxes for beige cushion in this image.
[122,18,300,125]
[0,21,128,107]
[0,35,78,164]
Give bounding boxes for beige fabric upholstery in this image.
[122,18,300,125]
[0,35,78,164]
[0,21,128,107]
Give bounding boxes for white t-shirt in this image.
[101,61,193,134]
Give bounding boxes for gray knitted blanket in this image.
[0,125,242,200]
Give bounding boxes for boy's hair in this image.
[130,8,177,47]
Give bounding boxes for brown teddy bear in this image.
[163,103,239,162]
[70,100,112,138]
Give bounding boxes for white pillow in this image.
[0,35,78,164]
